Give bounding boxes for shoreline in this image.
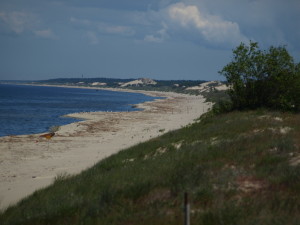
[0,86,212,210]
[0,83,165,138]
[3,82,166,97]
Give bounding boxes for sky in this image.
[0,0,299,81]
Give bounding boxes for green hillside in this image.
[1,109,300,225]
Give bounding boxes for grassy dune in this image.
[1,110,300,225]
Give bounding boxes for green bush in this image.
[219,41,300,112]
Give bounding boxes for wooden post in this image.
[184,192,190,225]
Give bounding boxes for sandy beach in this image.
[0,88,211,210]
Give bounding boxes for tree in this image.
[219,41,300,111]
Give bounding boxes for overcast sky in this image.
[0,0,299,81]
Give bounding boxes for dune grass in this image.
[1,110,300,225]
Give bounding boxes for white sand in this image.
[0,89,212,210]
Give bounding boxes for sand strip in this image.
[0,89,212,210]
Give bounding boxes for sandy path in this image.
[0,89,211,210]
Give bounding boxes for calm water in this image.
[0,84,159,137]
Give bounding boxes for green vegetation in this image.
[201,88,230,104]
[126,80,207,94]
[32,77,228,96]
[219,41,300,111]
[1,110,300,225]
[36,78,206,92]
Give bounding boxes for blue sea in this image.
[0,84,159,137]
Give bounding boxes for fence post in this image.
[184,192,190,225]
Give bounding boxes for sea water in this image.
[0,84,159,137]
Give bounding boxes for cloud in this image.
[70,16,135,41]
[70,17,92,26]
[66,0,299,50]
[144,24,169,43]
[85,31,99,44]
[144,33,163,43]
[139,2,248,47]
[165,3,247,46]
[164,0,300,50]
[0,11,37,34]
[34,29,58,39]
[70,17,136,44]
[98,24,135,36]
[0,10,59,40]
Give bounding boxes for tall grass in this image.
[1,110,300,224]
